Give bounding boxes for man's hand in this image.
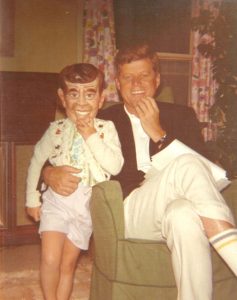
[43,165,81,196]
[26,206,41,222]
[135,97,166,142]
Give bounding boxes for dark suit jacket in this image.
[99,102,206,198]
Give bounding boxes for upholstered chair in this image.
[89,179,237,300]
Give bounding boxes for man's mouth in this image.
[131,90,145,95]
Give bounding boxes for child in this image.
[25,63,124,300]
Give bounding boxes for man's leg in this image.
[173,154,237,277]
[162,200,212,300]
[124,154,236,299]
[202,217,237,276]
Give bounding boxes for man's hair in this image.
[59,63,105,93]
[115,43,160,74]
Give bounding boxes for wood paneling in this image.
[1,72,58,142]
[0,0,15,57]
[0,71,58,245]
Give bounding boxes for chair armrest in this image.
[91,180,125,238]
[90,180,125,278]
[222,179,237,223]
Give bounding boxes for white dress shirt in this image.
[124,107,151,173]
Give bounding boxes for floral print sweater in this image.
[26,118,124,207]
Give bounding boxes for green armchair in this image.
[89,180,237,300]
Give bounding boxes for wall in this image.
[0,0,84,241]
[0,0,84,73]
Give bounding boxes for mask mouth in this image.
[75,110,89,116]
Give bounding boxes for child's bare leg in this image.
[57,237,80,300]
[40,231,66,300]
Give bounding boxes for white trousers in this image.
[124,154,235,300]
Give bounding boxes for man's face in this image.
[58,78,105,123]
[116,58,160,115]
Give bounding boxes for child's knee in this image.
[41,253,60,270]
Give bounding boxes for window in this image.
[114,0,192,105]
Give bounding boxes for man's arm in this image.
[42,165,81,196]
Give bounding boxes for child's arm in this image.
[26,125,54,213]
[85,120,124,175]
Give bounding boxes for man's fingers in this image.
[62,176,80,188]
[54,173,80,196]
[56,185,78,196]
[146,97,159,111]
[62,165,81,174]
[136,98,159,120]
[135,104,144,117]
[136,97,158,115]
[43,165,81,195]
[142,97,159,114]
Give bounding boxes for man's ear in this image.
[98,90,106,109]
[57,88,66,108]
[115,77,121,91]
[156,73,161,89]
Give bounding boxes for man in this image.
[43,44,237,300]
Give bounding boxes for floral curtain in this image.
[190,0,222,141]
[83,0,119,102]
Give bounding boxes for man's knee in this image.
[176,154,212,177]
[162,199,204,239]
[176,153,202,166]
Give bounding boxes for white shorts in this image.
[39,184,92,250]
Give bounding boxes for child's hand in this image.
[26,206,41,222]
[76,117,96,139]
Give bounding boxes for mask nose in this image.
[76,90,87,105]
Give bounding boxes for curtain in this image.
[83,0,119,102]
[190,0,222,141]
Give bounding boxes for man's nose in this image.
[131,76,142,86]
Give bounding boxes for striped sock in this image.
[209,228,237,276]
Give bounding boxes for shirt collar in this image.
[124,105,140,124]
[124,105,149,137]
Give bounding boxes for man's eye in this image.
[122,75,132,81]
[141,73,150,79]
